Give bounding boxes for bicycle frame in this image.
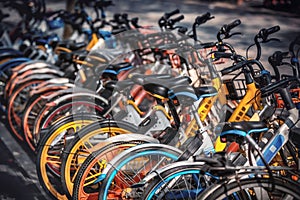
[256,107,298,166]
[215,68,262,152]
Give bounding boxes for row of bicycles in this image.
[1,0,300,199]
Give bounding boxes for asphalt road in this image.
[0,117,50,200]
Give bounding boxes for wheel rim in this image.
[38,120,95,199]
[62,127,132,197]
[75,143,138,200]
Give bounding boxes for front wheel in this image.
[98,143,183,200]
[143,162,211,200]
[198,175,300,200]
[72,140,152,200]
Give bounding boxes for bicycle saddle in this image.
[131,74,191,86]
[219,121,268,135]
[217,121,268,144]
[170,85,217,106]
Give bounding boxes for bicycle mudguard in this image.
[13,73,64,85]
[0,57,30,70]
[104,133,159,144]
[46,91,109,107]
[15,60,60,74]
[135,160,204,187]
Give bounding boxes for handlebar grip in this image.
[212,52,233,59]
[195,12,211,25]
[226,19,241,31]
[266,25,280,35]
[169,15,184,24]
[164,9,180,19]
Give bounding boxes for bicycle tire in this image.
[72,138,156,200]
[33,97,108,144]
[197,175,300,200]
[36,114,102,200]
[7,79,49,140]
[22,88,65,151]
[60,119,138,198]
[98,143,183,200]
[142,162,210,200]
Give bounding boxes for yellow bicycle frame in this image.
[214,81,262,151]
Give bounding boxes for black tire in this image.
[33,97,109,144]
[198,175,300,200]
[35,114,102,200]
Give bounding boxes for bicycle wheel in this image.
[36,114,102,200]
[98,143,183,200]
[22,88,67,151]
[34,97,109,145]
[60,119,138,198]
[142,162,211,200]
[197,175,300,200]
[72,135,158,200]
[7,78,50,140]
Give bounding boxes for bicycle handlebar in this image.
[260,77,299,97]
[193,42,216,49]
[217,19,241,42]
[164,9,180,19]
[211,52,233,59]
[221,59,264,76]
[224,19,241,33]
[195,12,214,25]
[220,61,244,75]
[169,15,184,25]
[265,26,280,35]
[257,25,280,42]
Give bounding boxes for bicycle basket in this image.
[223,72,247,100]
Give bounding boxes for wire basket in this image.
[223,71,247,100]
[223,68,271,101]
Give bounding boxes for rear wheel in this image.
[98,143,182,200]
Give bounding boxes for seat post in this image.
[191,98,205,132]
